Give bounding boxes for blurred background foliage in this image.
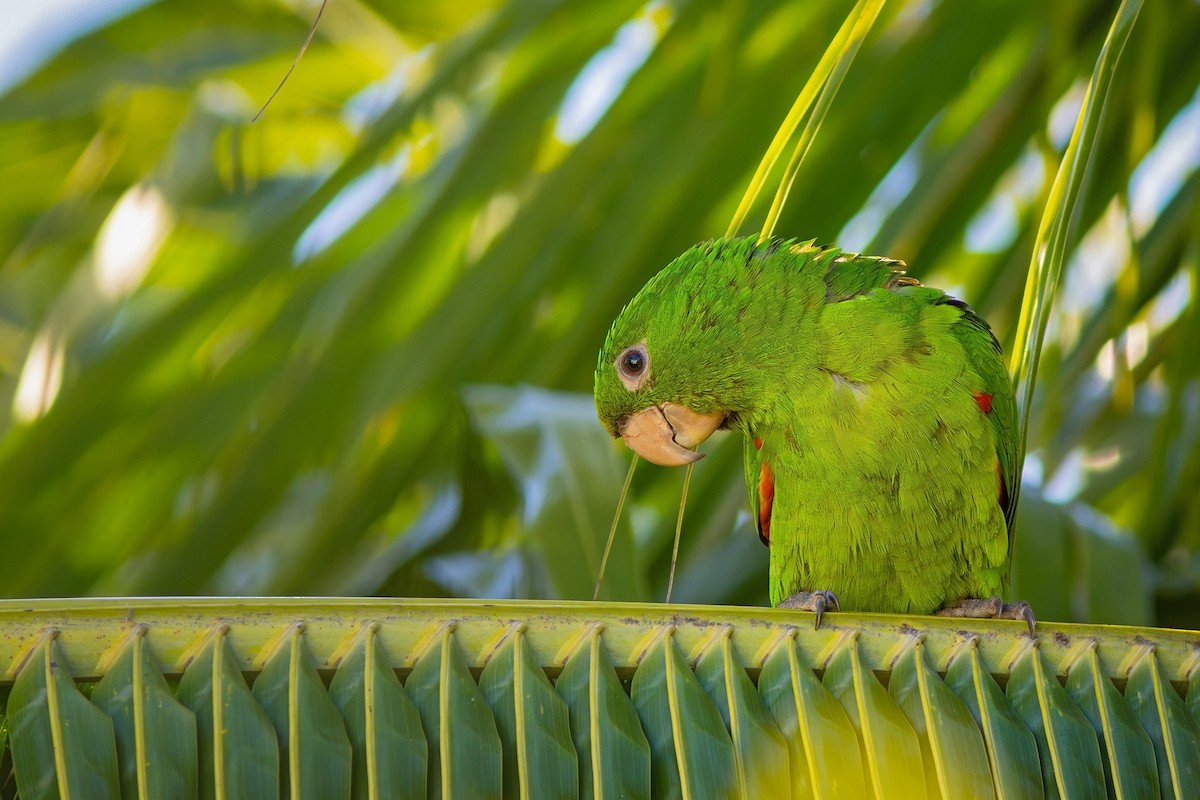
[0,0,1198,627]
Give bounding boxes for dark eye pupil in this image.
[623,351,644,374]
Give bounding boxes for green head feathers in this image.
[594,236,837,462]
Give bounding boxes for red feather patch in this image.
[758,461,773,546]
[974,392,993,413]
[754,437,763,451]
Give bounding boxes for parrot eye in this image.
[616,342,650,391]
[623,351,644,374]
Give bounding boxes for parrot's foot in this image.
[936,596,1036,635]
[778,590,840,630]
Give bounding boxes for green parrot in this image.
[594,236,1032,630]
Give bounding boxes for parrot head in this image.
[595,237,777,466]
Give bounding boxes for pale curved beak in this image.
[619,403,725,467]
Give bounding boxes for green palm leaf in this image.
[7,632,120,800]
[558,625,651,800]
[694,629,789,798]
[759,630,865,797]
[252,622,353,798]
[1066,644,1159,799]
[889,640,992,798]
[176,629,279,800]
[480,625,578,798]
[824,634,926,798]
[0,598,1194,797]
[944,639,1044,800]
[1007,643,1106,798]
[329,625,427,800]
[632,627,737,799]
[91,627,198,800]
[407,624,503,799]
[1125,646,1200,798]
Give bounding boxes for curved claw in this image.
[778,589,840,630]
[1002,600,1037,636]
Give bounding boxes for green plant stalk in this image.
[1009,0,1144,474]
[0,598,1194,688]
[593,455,639,601]
[759,0,886,242]
[725,0,885,238]
[664,461,694,603]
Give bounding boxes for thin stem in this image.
[1008,0,1143,476]
[251,0,328,122]
[664,462,694,604]
[760,0,885,242]
[724,0,878,238]
[593,455,639,600]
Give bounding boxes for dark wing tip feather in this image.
[937,296,1004,355]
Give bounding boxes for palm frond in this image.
[1,599,1198,797]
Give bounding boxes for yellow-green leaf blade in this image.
[479,626,578,799]
[1125,648,1200,799]
[727,0,881,238]
[889,640,992,799]
[631,627,736,800]
[329,625,427,800]
[694,629,789,798]
[1065,645,1158,799]
[758,0,886,241]
[944,640,1042,800]
[253,623,352,799]
[91,627,198,800]
[1007,644,1105,799]
[8,632,120,800]
[176,628,279,800]
[824,633,926,799]
[407,626,502,800]
[1009,0,1144,469]
[557,626,650,800]
[759,630,865,798]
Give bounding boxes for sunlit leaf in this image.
[1007,643,1105,797]
[758,630,866,797]
[1125,647,1200,799]
[889,639,992,799]
[944,639,1044,800]
[694,629,789,798]
[823,633,926,798]
[631,627,737,799]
